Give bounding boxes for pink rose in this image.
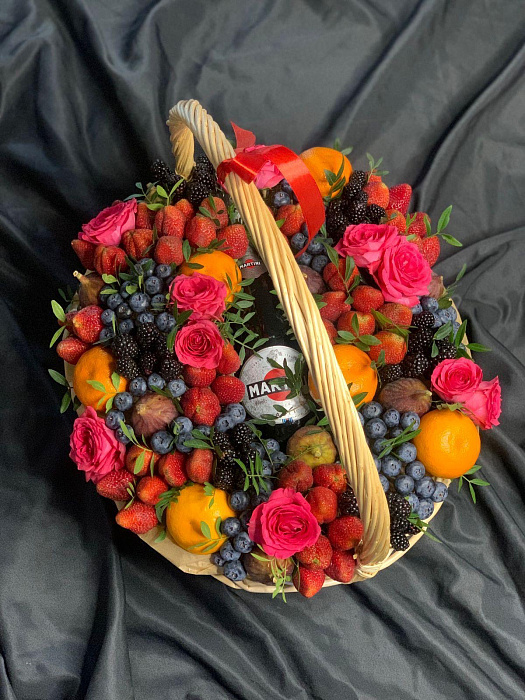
[78,199,137,247]
[462,377,502,430]
[334,223,399,271]
[244,145,283,189]
[373,237,432,306]
[248,488,321,559]
[169,273,227,321]
[175,319,223,369]
[431,358,483,403]
[69,407,126,483]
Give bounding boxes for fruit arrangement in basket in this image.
[49,101,501,598]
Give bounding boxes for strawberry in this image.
[319,291,348,322]
[364,180,389,209]
[292,565,325,598]
[322,319,337,345]
[306,486,337,524]
[174,198,194,220]
[183,366,216,388]
[275,204,304,236]
[185,215,216,248]
[385,209,406,233]
[217,224,249,259]
[387,184,412,215]
[368,330,407,365]
[121,229,153,259]
[96,469,135,501]
[136,475,168,505]
[327,515,364,551]
[296,534,332,571]
[199,197,229,228]
[352,285,384,313]
[125,445,160,477]
[325,549,355,583]
[217,343,241,374]
[412,236,440,267]
[377,303,412,329]
[155,205,186,238]
[154,236,183,266]
[210,375,245,405]
[323,258,358,292]
[407,212,430,239]
[186,449,214,484]
[180,387,221,426]
[277,460,313,492]
[135,202,156,229]
[337,310,375,336]
[59,310,77,332]
[72,305,104,343]
[94,245,128,276]
[71,239,96,269]
[312,463,347,494]
[158,452,188,487]
[56,336,90,365]
[115,501,158,534]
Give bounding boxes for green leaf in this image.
[456,263,467,282]
[467,343,491,353]
[105,396,114,413]
[185,262,204,270]
[134,450,145,474]
[470,478,490,487]
[60,391,71,413]
[184,439,212,450]
[441,233,462,247]
[352,392,367,406]
[111,372,121,391]
[102,274,118,284]
[457,477,463,492]
[150,452,156,477]
[118,420,137,444]
[453,320,467,347]
[86,379,107,392]
[166,327,176,352]
[424,215,432,237]
[341,146,353,156]
[201,541,220,554]
[469,482,477,504]
[154,529,167,543]
[183,239,192,262]
[146,203,164,211]
[49,326,66,348]
[326,245,339,269]
[48,369,68,386]
[51,300,65,322]
[465,464,482,475]
[431,341,439,358]
[434,321,453,341]
[200,521,212,540]
[215,517,222,538]
[275,218,285,228]
[437,205,452,233]
[156,185,168,199]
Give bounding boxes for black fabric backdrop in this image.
[1,1,524,699]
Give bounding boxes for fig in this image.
[286,426,337,468]
[242,553,293,585]
[298,265,326,295]
[378,378,432,416]
[131,392,178,437]
[428,272,445,299]
[73,271,105,308]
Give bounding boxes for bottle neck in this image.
[252,273,291,343]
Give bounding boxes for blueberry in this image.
[443,306,457,322]
[431,482,448,503]
[136,312,154,325]
[115,425,132,444]
[120,281,135,299]
[116,303,132,319]
[250,442,266,458]
[311,254,329,273]
[219,540,241,562]
[271,450,287,466]
[415,476,436,499]
[173,416,193,433]
[223,560,247,582]
[118,319,134,334]
[129,292,150,313]
[195,424,211,437]
[361,401,383,420]
[406,460,425,480]
[210,552,225,567]
[99,285,113,304]
[300,223,309,236]
[400,412,420,430]
[114,391,133,412]
[262,461,273,476]
[397,442,417,463]
[307,236,324,255]
[106,292,123,310]
[416,498,434,520]
[145,276,162,295]
[233,531,254,553]
[358,412,365,427]
[251,486,271,508]
[273,191,290,208]
[105,409,125,430]
[214,415,234,432]
[406,493,420,513]
[221,517,242,537]
[224,403,246,424]
[379,474,390,492]
[135,258,154,277]
[129,377,147,397]
[239,510,252,529]
[395,474,415,495]
[381,456,402,477]
[230,491,250,512]
[437,309,451,324]
[99,328,115,341]
[156,312,175,332]
[389,427,404,438]
[175,431,193,453]
[101,308,116,326]
[147,373,166,391]
[155,264,172,279]
[264,438,280,453]
[432,312,442,328]
[383,408,400,428]
[168,379,187,397]
[452,320,461,334]
[373,456,382,472]
[372,438,390,455]
[297,252,312,266]
[411,303,423,315]
[290,232,308,251]
[365,418,388,439]
[165,276,175,289]
[421,296,439,313]
[151,293,166,307]
[282,180,293,194]
[150,430,173,454]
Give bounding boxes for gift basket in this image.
[50,100,501,597]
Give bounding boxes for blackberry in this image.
[111,335,139,359]
[195,154,215,173]
[354,190,368,205]
[325,199,349,238]
[213,459,237,491]
[406,523,421,536]
[379,363,403,385]
[346,200,368,224]
[386,492,411,519]
[153,335,171,359]
[390,518,409,533]
[338,487,360,517]
[390,531,410,552]
[151,159,173,184]
[192,156,217,191]
[348,170,367,189]
[116,356,140,381]
[408,328,434,353]
[140,351,157,377]
[432,339,457,365]
[159,356,183,382]
[230,423,253,451]
[186,180,211,207]
[366,204,386,224]
[341,176,363,202]
[401,353,430,378]
[241,447,258,466]
[213,431,236,459]
[412,311,435,330]
[136,322,160,349]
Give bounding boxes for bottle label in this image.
[238,245,267,279]
[239,346,310,424]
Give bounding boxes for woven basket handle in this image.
[167,100,390,574]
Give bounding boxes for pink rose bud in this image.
[431,358,483,403]
[335,223,399,272]
[243,145,283,189]
[78,199,137,247]
[373,237,432,307]
[69,407,126,483]
[169,273,227,321]
[174,319,224,370]
[462,377,502,430]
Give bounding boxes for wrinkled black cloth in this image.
[1,1,524,699]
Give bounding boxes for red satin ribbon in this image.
[217,122,325,254]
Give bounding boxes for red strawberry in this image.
[115,501,158,534]
[199,197,229,228]
[59,310,78,331]
[407,212,430,239]
[136,475,168,505]
[352,285,384,313]
[387,184,412,215]
[154,236,183,266]
[327,515,364,551]
[180,387,221,426]
[183,366,216,388]
[337,310,375,336]
[217,343,241,375]
[96,469,135,500]
[325,549,355,583]
[364,179,389,208]
[71,305,104,343]
[125,446,160,477]
[377,303,412,329]
[412,236,440,267]
[210,375,245,405]
[275,204,304,236]
[158,452,188,487]
[186,449,214,484]
[94,245,128,276]
[135,202,156,229]
[292,565,325,598]
[368,331,407,365]
[278,460,313,492]
[185,215,216,248]
[121,229,153,259]
[71,239,96,269]
[322,258,359,292]
[306,486,338,524]
[56,336,90,365]
[312,463,347,494]
[322,319,337,345]
[155,205,186,238]
[174,198,194,220]
[296,534,332,571]
[217,224,249,259]
[319,291,348,322]
[385,209,406,233]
